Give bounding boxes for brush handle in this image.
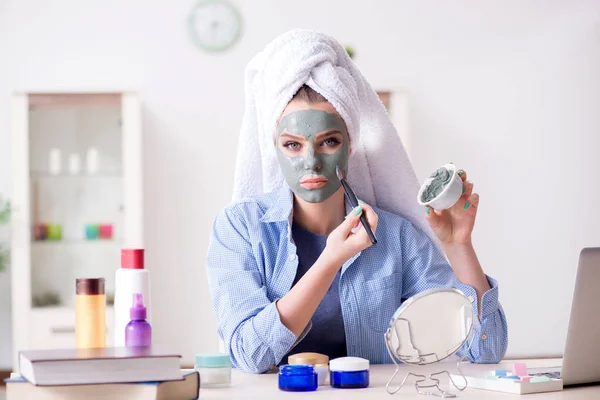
[340,179,377,244]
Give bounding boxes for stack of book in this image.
[4,346,200,399]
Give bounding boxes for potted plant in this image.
[0,196,10,272]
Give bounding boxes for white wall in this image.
[0,0,599,368]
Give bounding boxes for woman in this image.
[206,30,507,373]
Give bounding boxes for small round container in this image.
[195,353,231,388]
[417,163,463,210]
[288,352,329,386]
[33,223,48,240]
[85,224,99,240]
[278,364,318,392]
[329,357,369,389]
[47,224,62,241]
[99,224,113,239]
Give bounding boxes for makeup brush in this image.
[336,166,377,244]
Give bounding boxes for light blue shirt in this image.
[206,185,508,373]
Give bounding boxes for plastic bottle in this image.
[125,293,152,347]
[114,249,151,347]
[75,278,106,348]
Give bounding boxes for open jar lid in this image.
[329,356,370,372]
[195,353,231,368]
[288,352,329,366]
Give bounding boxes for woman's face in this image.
[276,101,350,203]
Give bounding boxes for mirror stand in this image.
[383,289,476,397]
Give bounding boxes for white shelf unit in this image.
[10,92,143,370]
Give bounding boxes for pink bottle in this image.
[125,293,152,347]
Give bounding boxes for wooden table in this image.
[200,359,600,399]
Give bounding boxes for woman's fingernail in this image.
[464,202,471,210]
[425,206,430,214]
[358,199,365,204]
[462,186,465,194]
[458,171,464,176]
[353,205,363,215]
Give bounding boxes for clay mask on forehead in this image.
[276,109,350,203]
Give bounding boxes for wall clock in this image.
[188,0,242,52]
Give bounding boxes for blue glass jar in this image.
[278,364,318,392]
[329,357,370,389]
[279,364,319,392]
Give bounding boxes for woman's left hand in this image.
[424,169,478,245]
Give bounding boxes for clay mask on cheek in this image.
[276,109,349,203]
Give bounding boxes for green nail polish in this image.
[358,199,365,204]
[353,205,363,215]
[458,171,464,176]
[462,186,465,194]
[464,202,470,210]
[425,207,430,214]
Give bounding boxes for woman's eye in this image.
[322,138,340,147]
[284,142,301,150]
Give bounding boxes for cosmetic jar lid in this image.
[195,353,231,368]
[329,356,369,372]
[288,352,329,366]
[279,364,315,376]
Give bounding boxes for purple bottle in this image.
[125,293,152,347]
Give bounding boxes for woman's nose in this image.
[303,147,322,171]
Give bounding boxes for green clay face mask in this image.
[276,109,349,203]
[421,167,452,202]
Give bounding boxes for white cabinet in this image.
[10,92,143,369]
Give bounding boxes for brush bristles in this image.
[336,165,345,180]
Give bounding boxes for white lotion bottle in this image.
[114,249,151,347]
[48,147,61,175]
[86,147,100,175]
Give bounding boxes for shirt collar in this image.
[260,184,294,223]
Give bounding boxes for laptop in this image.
[528,247,600,386]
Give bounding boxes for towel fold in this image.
[232,29,436,243]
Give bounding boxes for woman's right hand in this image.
[323,202,379,266]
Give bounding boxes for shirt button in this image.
[288,253,296,261]
[481,334,488,340]
[468,296,475,303]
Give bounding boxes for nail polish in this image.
[464,202,470,210]
[425,207,430,214]
[353,206,362,215]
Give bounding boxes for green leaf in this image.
[0,200,10,224]
[0,247,7,273]
[345,46,355,59]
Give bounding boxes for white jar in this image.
[195,353,231,388]
[288,352,330,386]
[314,364,329,386]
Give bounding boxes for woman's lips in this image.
[300,176,328,189]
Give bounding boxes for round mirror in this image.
[385,288,474,365]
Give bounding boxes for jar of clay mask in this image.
[417,163,463,210]
[288,352,329,385]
